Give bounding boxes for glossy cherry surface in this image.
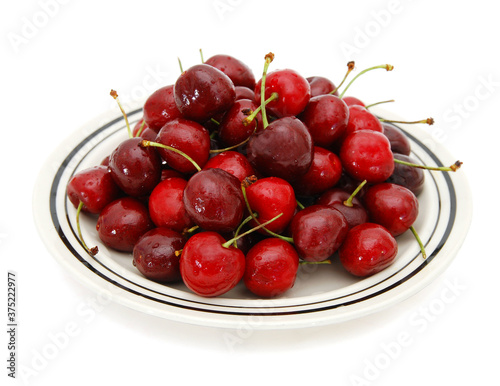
[202,151,255,182]
[306,76,338,97]
[382,122,411,156]
[204,54,256,89]
[217,98,262,147]
[143,85,182,132]
[316,188,369,229]
[386,153,425,196]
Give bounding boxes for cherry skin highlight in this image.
[143,85,182,132]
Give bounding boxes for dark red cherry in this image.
[339,223,398,277]
[343,105,383,141]
[67,165,121,214]
[234,86,255,101]
[148,177,194,232]
[245,176,297,235]
[204,54,256,89]
[363,183,419,237]
[132,120,157,141]
[254,69,311,117]
[96,197,154,252]
[340,130,394,183]
[143,85,182,132]
[342,96,365,107]
[243,238,299,298]
[316,188,369,229]
[180,231,245,297]
[292,146,342,197]
[382,122,411,156]
[386,153,425,196]
[217,99,263,147]
[306,76,339,97]
[300,94,349,148]
[202,151,255,182]
[291,205,348,262]
[173,64,236,122]
[133,227,186,283]
[108,137,162,197]
[246,116,313,182]
[183,168,244,233]
[155,118,210,174]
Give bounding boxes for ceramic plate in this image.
[33,104,472,329]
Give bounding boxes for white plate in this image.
[33,104,473,329]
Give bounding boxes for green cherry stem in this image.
[365,99,395,109]
[209,136,251,154]
[339,64,394,99]
[329,61,355,95]
[76,201,98,256]
[299,260,332,265]
[380,117,434,125]
[139,140,202,172]
[243,92,279,126]
[134,119,146,138]
[232,213,257,248]
[343,180,367,207]
[222,213,284,249]
[178,57,184,73]
[110,90,132,138]
[260,52,275,129]
[410,225,427,259]
[199,48,204,63]
[394,158,463,172]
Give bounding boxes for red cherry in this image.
[67,165,121,214]
[339,223,398,277]
[148,177,194,233]
[244,238,299,298]
[204,54,256,89]
[292,146,342,197]
[96,197,154,252]
[133,227,186,283]
[387,154,425,196]
[316,188,369,229]
[382,122,411,156]
[217,99,262,147]
[143,85,182,132]
[363,183,419,237]
[254,69,311,117]
[306,76,339,97]
[180,231,245,297]
[343,105,383,141]
[202,151,255,182]
[340,130,395,183]
[173,64,236,122]
[183,168,244,233]
[234,86,255,101]
[342,96,365,107]
[132,120,157,141]
[291,205,348,262]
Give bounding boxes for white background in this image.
[1,0,498,385]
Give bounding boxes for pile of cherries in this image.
[66,52,462,298]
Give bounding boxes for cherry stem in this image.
[182,225,199,236]
[139,140,202,172]
[329,61,355,95]
[210,118,220,126]
[380,117,434,125]
[199,48,204,63]
[241,181,294,243]
[365,99,395,109]
[134,120,146,138]
[222,213,284,249]
[296,199,305,210]
[110,89,132,138]
[410,225,427,259]
[231,213,257,248]
[76,201,98,256]
[260,52,275,129]
[178,57,184,73]
[299,260,332,265]
[209,136,250,154]
[344,180,367,207]
[243,92,279,126]
[394,158,462,172]
[339,64,394,99]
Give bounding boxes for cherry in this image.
[132,120,157,141]
[316,188,369,229]
[67,165,121,214]
[306,76,339,97]
[246,116,313,182]
[243,237,299,298]
[183,168,244,233]
[343,105,383,141]
[291,205,348,262]
[202,151,255,182]
[234,86,255,101]
[173,64,236,122]
[292,146,342,197]
[342,96,365,107]
[338,223,398,277]
[339,129,395,183]
[142,85,182,132]
[362,183,419,237]
[204,54,256,89]
[217,99,263,147]
[387,153,425,196]
[243,176,297,235]
[300,94,349,147]
[96,197,154,252]
[108,137,162,197]
[382,122,411,156]
[148,177,194,233]
[154,118,210,174]
[254,68,311,118]
[133,227,186,283]
[179,231,245,297]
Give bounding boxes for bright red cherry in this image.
[339,223,398,277]
[343,105,383,141]
[202,151,255,182]
[342,96,365,107]
[180,231,245,297]
[204,54,256,89]
[143,85,182,132]
[234,86,255,101]
[244,238,299,298]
